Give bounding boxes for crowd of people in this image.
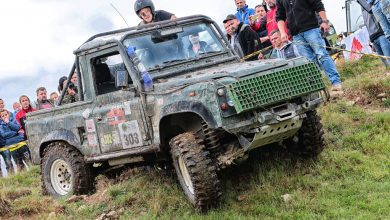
[0,71,79,177]
[2,0,389,176]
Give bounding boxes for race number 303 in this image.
[118,120,143,148]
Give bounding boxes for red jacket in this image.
[15,106,36,131]
[266,7,291,39]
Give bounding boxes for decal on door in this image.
[118,120,143,148]
[107,108,125,125]
[85,119,96,133]
[87,134,98,147]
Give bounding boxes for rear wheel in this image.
[170,132,222,210]
[286,110,325,157]
[41,142,93,197]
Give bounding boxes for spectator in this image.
[358,0,390,66]
[250,5,272,48]
[276,0,343,94]
[70,71,78,85]
[223,14,262,61]
[0,121,12,175]
[187,32,212,57]
[235,0,255,25]
[265,0,291,40]
[15,95,36,135]
[50,92,59,102]
[268,29,300,59]
[0,98,4,111]
[368,0,390,40]
[0,109,27,171]
[32,87,54,110]
[62,80,79,105]
[381,0,390,24]
[12,102,21,117]
[134,0,176,25]
[58,76,67,94]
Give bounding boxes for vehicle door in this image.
[86,47,149,153]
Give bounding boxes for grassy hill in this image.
[1,57,389,219]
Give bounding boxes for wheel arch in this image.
[159,101,217,149]
[39,129,82,159]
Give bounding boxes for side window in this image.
[92,52,132,95]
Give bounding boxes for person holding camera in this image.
[62,80,79,105]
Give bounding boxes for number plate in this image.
[118,120,143,148]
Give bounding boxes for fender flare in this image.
[39,129,81,157]
[160,100,217,128]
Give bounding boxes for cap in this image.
[223,14,237,24]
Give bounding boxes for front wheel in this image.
[285,110,325,157]
[170,132,222,210]
[41,142,93,197]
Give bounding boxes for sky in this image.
[0,0,345,110]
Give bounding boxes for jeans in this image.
[381,0,390,23]
[293,28,342,85]
[372,35,390,66]
[372,0,390,39]
[0,149,12,173]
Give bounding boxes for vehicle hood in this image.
[155,59,290,91]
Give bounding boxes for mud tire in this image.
[41,142,93,197]
[287,110,325,157]
[169,132,222,210]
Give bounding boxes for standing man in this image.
[134,0,176,25]
[32,87,54,110]
[235,0,255,25]
[358,0,390,66]
[368,0,390,40]
[223,14,261,61]
[276,0,343,93]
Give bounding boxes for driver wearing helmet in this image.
[134,0,177,25]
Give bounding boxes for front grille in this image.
[226,62,325,113]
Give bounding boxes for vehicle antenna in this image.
[110,3,129,27]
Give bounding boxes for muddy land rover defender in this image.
[26,15,326,210]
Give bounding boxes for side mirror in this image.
[115,70,129,89]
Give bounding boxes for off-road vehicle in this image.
[26,15,326,210]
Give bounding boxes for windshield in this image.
[122,23,225,70]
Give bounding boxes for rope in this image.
[239,41,390,61]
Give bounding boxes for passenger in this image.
[134,0,176,25]
[187,32,212,57]
[33,87,54,110]
[0,109,26,171]
[15,95,36,136]
[234,0,255,25]
[268,30,300,59]
[276,0,343,94]
[223,14,262,61]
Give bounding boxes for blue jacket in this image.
[0,118,24,146]
[236,5,255,25]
